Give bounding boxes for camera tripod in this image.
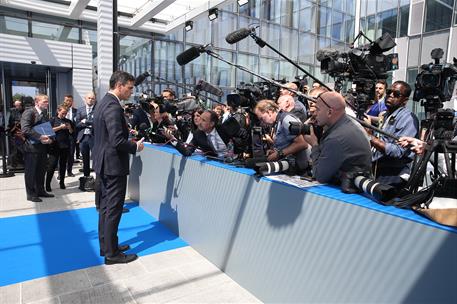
[405,130,457,194]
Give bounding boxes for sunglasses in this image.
[314,92,332,109]
[386,89,403,98]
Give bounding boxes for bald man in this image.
[279,82,298,97]
[277,95,307,122]
[303,91,372,184]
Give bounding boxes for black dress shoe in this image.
[105,253,137,265]
[67,172,75,177]
[60,183,66,189]
[45,186,52,192]
[27,197,43,202]
[38,192,55,198]
[100,244,130,256]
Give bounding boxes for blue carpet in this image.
[0,203,188,287]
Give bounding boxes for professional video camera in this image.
[227,82,264,109]
[413,48,457,114]
[288,121,311,136]
[316,32,399,117]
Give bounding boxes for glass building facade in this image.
[2,0,457,108]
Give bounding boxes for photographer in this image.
[370,81,419,187]
[164,110,242,158]
[277,95,307,122]
[149,103,176,143]
[254,100,309,174]
[303,91,372,184]
[75,92,96,178]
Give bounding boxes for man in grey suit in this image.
[21,94,55,202]
[75,92,96,177]
[93,71,144,265]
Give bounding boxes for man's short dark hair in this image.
[376,79,387,88]
[393,80,412,98]
[162,88,176,97]
[109,71,135,89]
[205,110,219,125]
[64,94,73,99]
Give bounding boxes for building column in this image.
[97,0,114,98]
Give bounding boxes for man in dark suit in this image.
[93,71,144,265]
[21,94,55,202]
[75,92,96,177]
[63,94,78,177]
[164,110,243,158]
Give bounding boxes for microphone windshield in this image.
[134,71,150,86]
[198,80,224,97]
[225,28,252,44]
[176,46,201,66]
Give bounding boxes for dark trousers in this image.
[80,135,93,176]
[46,147,69,187]
[66,136,76,174]
[24,151,47,197]
[98,174,127,257]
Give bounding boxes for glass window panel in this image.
[236,53,259,84]
[185,16,211,45]
[278,60,297,82]
[331,12,344,41]
[344,15,355,43]
[211,51,235,88]
[32,21,79,43]
[425,0,454,32]
[299,0,314,10]
[318,36,331,49]
[163,27,183,42]
[420,31,449,65]
[377,9,397,38]
[378,0,398,11]
[345,0,355,15]
[83,29,97,59]
[262,0,281,23]
[318,6,331,36]
[298,32,315,64]
[299,6,316,33]
[184,46,210,88]
[154,40,183,85]
[333,0,344,11]
[367,0,377,15]
[120,35,150,58]
[212,11,237,50]
[408,37,421,67]
[0,16,28,36]
[399,3,410,37]
[259,21,280,58]
[280,27,298,60]
[321,0,333,7]
[280,0,295,27]
[260,57,280,80]
[360,0,367,17]
[366,15,376,42]
[239,0,261,18]
[238,16,260,54]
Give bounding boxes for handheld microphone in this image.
[134,71,150,86]
[176,45,210,66]
[197,80,224,97]
[225,27,255,44]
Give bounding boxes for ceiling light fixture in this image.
[185,20,193,32]
[208,8,218,21]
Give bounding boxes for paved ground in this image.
[0,162,260,303]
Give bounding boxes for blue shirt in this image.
[367,97,387,117]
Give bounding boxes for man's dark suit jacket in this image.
[75,105,95,142]
[20,107,48,153]
[175,124,232,157]
[130,108,150,130]
[93,93,137,176]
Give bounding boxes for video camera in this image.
[288,121,311,136]
[227,83,264,109]
[413,48,457,111]
[316,32,399,117]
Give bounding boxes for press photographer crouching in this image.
[253,100,310,175]
[302,91,372,184]
[163,110,246,159]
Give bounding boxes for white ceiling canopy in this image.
[2,0,232,33]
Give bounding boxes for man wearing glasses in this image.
[370,81,419,187]
[303,91,372,184]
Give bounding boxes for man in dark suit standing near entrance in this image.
[75,91,96,178]
[21,94,55,202]
[93,71,144,265]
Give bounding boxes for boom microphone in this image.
[197,80,224,97]
[134,71,150,86]
[176,45,210,66]
[225,27,255,44]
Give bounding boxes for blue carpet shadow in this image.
[0,203,187,287]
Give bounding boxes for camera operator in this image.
[149,103,176,143]
[370,81,419,187]
[365,80,388,126]
[303,91,372,184]
[130,99,155,131]
[254,100,309,174]
[277,95,307,122]
[75,91,96,178]
[162,88,176,102]
[163,110,241,158]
